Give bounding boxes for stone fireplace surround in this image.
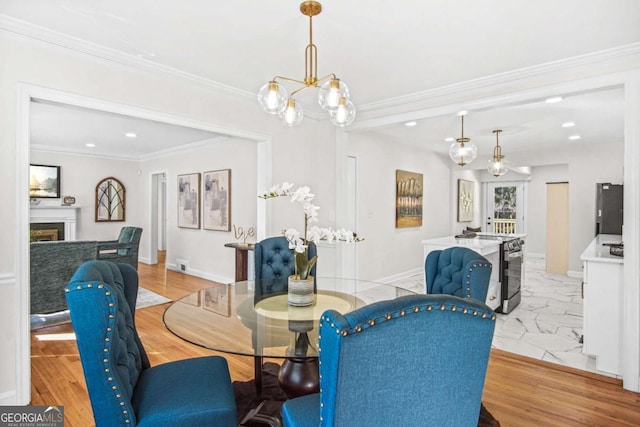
[29,205,78,241]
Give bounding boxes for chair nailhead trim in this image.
[316,299,496,422]
[66,281,135,425]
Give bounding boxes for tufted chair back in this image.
[281,294,496,427]
[66,261,149,426]
[254,236,317,298]
[425,247,492,303]
[66,260,238,427]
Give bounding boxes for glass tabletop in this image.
[163,277,417,359]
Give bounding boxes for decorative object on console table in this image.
[395,169,423,228]
[458,179,474,222]
[203,169,231,231]
[233,224,255,244]
[29,164,60,198]
[177,173,201,229]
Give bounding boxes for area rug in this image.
[233,363,500,426]
[136,287,172,309]
[30,287,172,330]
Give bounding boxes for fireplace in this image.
[30,206,79,241]
[31,222,65,241]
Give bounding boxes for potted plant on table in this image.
[259,182,361,306]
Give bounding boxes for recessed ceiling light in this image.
[569,135,581,140]
[545,96,563,104]
[125,132,137,138]
[561,122,575,128]
[444,137,455,142]
[405,121,417,127]
[85,143,96,148]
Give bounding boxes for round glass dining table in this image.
[163,277,417,397]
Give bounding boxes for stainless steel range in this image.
[497,237,524,314]
[475,234,524,314]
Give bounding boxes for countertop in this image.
[421,235,502,251]
[580,234,624,264]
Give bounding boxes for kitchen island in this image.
[580,233,624,376]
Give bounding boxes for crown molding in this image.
[0,15,255,101]
[358,42,640,113]
[3,14,640,118]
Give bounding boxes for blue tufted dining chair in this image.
[425,246,492,303]
[247,236,318,398]
[281,293,496,426]
[254,236,317,299]
[65,260,237,427]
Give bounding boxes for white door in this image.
[485,182,526,234]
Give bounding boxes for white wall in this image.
[348,132,451,280]
[30,150,143,240]
[140,137,258,283]
[450,168,483,234]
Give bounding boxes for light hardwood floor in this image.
[30,254,640,426]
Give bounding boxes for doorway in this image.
[149,171,168,266]
[485,181,526,234]
[546,182,569,274]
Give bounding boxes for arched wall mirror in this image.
[96,176,126,222]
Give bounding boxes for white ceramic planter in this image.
[288,275,314,306]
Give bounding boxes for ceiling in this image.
[3,0,638,159]
[29,99,226,159]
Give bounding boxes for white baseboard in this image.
[166,263,233,285]
[138,256,151,265]
[374,268,423,285]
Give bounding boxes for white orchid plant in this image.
[259,182,362,280]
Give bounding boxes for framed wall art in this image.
[202,284,231,317]
[457,179,474,222]
[395,169,423,228]
[29,164,61,198]
[203,169,231,231]
[178,173,201,229]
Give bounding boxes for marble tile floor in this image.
[391,257,601,375]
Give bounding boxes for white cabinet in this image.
[580,234,624,376]
[422,236,501,310]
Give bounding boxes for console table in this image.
[224,242,254,281]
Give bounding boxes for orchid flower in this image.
[259,182,362,279]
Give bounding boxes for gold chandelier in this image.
[449,113,478,166]
[257,1,355,127]
[488,129,509,176]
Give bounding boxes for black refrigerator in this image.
[595,183,623,235]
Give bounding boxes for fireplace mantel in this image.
[30,206,80,241]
